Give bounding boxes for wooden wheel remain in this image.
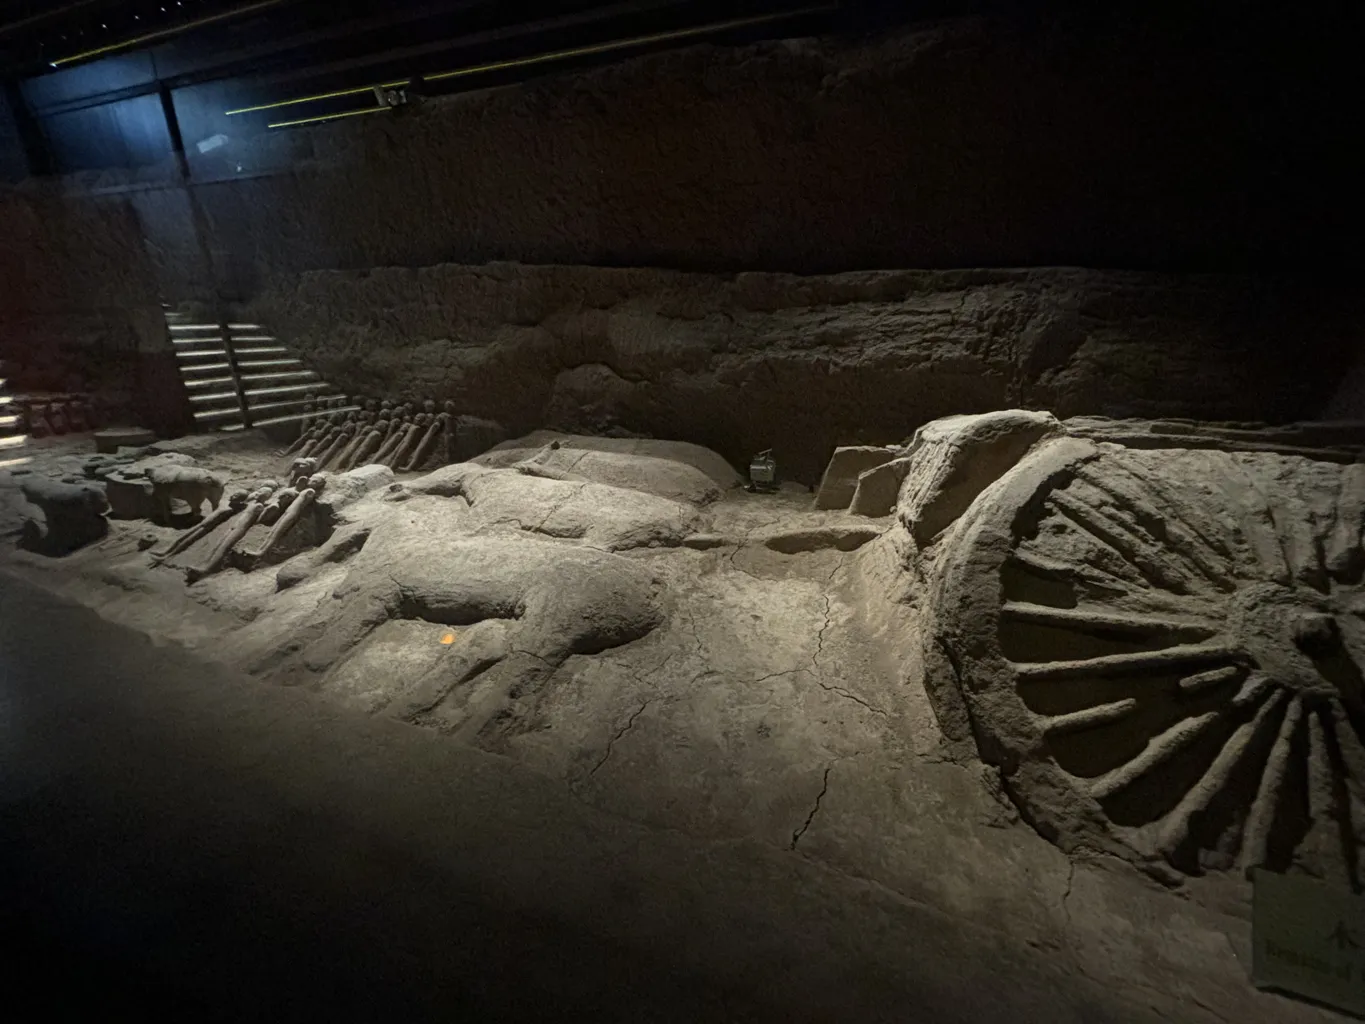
[928,437,1365,884]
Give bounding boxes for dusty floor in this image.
[0,431,1345,1021]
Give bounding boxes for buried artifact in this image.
[916,420,1365,885]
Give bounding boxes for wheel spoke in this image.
[1089,711,1221,801]
[1008,546,1168,607]
[1319,703,1365,890]
[1326,464,1365,582]
[1232,672,1276,709]
[1110,451,1237,562]
[1075,463,1235,592]
[1205,457,1292,585]
[1050,487,1203,596]
[1286,464,1339,594]
[1002,601,1216,640]
[933,436,1365,884]
[1013,644,1240,682]
[1042,698,1139,737]
[1300,705,1355,886]
[1154,690,1288,858]
[1329,697,1365,804]
[1238,695,1302,871]
[1179,664,1245,694]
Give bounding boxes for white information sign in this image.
[1252,868,1365,1016]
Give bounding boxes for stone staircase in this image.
[165,306,357,432]
[0,360,24,459]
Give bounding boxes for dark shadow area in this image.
[0,573,1171,1023]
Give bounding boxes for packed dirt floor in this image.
[0,429,1345,1022]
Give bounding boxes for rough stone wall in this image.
[0,190,190,432]
[1327,351,1365,419]
[0,191,156,319]
[0,99,28,184]
[241,263,1360,482]
[0,192,148,403]
[3,16,1358,438]
[133,16,1359,288]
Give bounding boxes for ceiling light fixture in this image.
[266,105,388,129]
[230,3,835,117]
[48,0,288,67]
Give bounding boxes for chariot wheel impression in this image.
[929,438,1365,884]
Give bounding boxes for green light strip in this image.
[229,4,835,116]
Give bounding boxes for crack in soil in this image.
[531,484,586,534]
[752,667,807,686]
[813,594,833,670]
[817,680,889,716]
[790,764,833,850]
[590,699,653,776]
[722,507,792,581]
[510,648,557,669]
[726,522,763,581]
[681,604,705,661]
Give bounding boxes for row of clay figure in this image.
[283,397,457,475]
[154,459,327,584]
[16,396,105,438]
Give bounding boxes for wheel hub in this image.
[1229,583,1363,701]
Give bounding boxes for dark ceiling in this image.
[0,1,861,177]
[2,2,1359,188]
[1,1,853,81]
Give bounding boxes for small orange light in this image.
[439,632,457,645]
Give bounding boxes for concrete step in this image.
[192,406,246,423]
[236,363,303,374]
[240,370,318,384]
[244,382,318,399]
[166,313,335,435]
[251,404,360,428]
[244,392,337,416]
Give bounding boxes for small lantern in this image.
[748,449,778,492]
